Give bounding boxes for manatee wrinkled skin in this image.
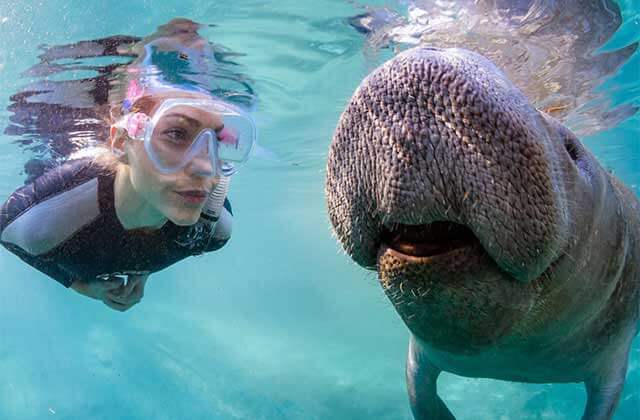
[325,47,639,419]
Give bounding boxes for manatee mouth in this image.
[381,221,480,259]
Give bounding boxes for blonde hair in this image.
[91,150,122,172]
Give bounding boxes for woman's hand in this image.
[70,274,149,312]
[104,274,149,311]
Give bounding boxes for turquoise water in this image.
[0,1,638,419]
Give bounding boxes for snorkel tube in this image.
[199,176,230,249]
[201,175,230,229]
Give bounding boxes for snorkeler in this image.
[0,23,256,312]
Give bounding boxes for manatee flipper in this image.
[407,336,456,420]
[582,338,633,420]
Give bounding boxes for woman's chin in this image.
[168,209,202,226]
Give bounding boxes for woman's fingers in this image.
[99,274,148,311]
[105,289,139,305]
[100,277,125,291]
[103,297,140,312]
[105,290,126,304]
[102,298,129,312]
[118,278,137,298]
[117,274,148,298]
[128,274,150,285]
[133,281,145,299]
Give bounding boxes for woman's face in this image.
[124,92,224,226]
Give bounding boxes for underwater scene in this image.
[0,0,638,419]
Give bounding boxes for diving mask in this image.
[114,97,255,176]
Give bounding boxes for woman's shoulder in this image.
[4,157,108,211]
[0,157,113,254]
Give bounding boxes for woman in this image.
[0,38,256,311]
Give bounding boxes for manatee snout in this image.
[327,47,581,284]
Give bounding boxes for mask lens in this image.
[144,98,255,174]
[149,116,202,170]
[217,114,255,164]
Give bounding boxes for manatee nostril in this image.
[565,141,580,162]
[563,135,583,163]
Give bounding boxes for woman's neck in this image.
[114,165,167,230]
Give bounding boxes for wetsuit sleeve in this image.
[2,242,75,287]
[0,159,100,287]
[0,182,76,287]
[204,198,233,252]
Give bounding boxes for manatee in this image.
[325,44,639,419]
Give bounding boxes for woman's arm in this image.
[1,242,76,287]
[3,238,146,312]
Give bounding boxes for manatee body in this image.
[325,45,639,419]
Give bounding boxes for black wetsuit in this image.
[0,158,232,287]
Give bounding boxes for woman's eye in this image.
[163,128,190,143]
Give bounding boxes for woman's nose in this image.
[188,149,216,177]
[190,141,217,177]
[186,134,219,177]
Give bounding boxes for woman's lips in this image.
[175,190,207,205]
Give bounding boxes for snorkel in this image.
[201,175,230,233]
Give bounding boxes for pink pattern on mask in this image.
[218,127,238,147]
[127,113,149,138]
